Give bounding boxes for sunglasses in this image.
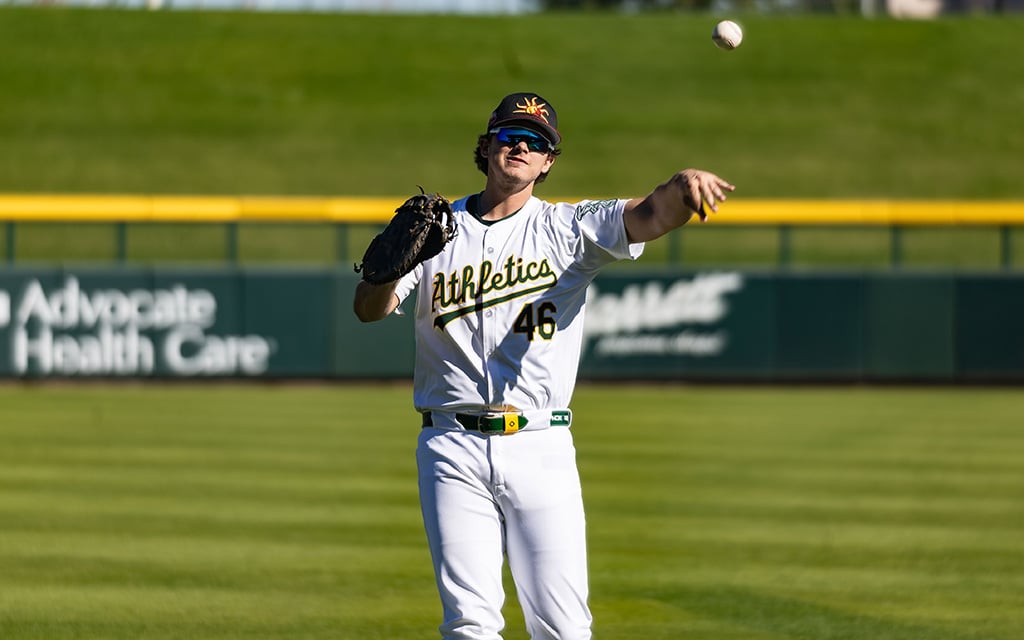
[490,127,555,153]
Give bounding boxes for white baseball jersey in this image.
[394,194,644,418]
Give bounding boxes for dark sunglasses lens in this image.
[496,129,550,152]
[525,137,549,152]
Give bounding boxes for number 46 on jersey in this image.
[513,301,556,341]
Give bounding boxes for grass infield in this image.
[1,383,1022,639]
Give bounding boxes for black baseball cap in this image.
[486,92,561,146]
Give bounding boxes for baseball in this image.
[712,20,743,50]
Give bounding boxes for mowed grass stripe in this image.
[1,12,1022,199]
[0,533,429,593]
[0,585,437,639]
[572,385,1024,640]
[2,384,1023,640]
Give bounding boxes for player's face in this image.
[485,128,555,187]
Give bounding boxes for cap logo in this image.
[513,97,551,124]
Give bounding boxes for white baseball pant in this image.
[417,426,592,640]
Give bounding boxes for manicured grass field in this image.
[1,11,1022,199]
[1,10,1022,267]
[1,383,1021,639]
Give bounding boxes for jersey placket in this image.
[479,223,507,405]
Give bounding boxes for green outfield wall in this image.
[0,267,1021,382]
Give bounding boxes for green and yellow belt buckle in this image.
[481,412,528,435]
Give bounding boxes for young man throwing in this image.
[353,91,734,640]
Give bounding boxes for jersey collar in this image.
[468,193,527,226]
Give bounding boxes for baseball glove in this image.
[354,188,456,284]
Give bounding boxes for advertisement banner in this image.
[0,268,326,378]
[0,267,1022,381]
[579,271,775,379]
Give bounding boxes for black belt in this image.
[422,410,571,435]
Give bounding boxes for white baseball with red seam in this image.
[712,20,743,50]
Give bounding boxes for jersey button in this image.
[485,310,493,317]
[487,247,495,254]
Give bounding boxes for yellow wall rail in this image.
[2,195,1024,225]
[0,195,403,223]
[1,195,1022,268]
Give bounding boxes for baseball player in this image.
[353,91,734,640]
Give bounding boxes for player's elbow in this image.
[353,281,398,323]
[353,306,373,323]
[353,300,385,323]
[624,198,691,243]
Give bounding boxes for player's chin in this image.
[501,161,541,182]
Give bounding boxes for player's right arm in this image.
[353,280,401,322]
[623,169,734,243]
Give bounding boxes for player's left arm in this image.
[353,279,402,322]
[623,169,735,243]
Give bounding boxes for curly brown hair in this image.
[474,134,562,185]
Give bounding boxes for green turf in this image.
[1,383,1021,639]
[0,10,1022,199]
[1,9,1022,267]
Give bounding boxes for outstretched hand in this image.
[675,168,735,221]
